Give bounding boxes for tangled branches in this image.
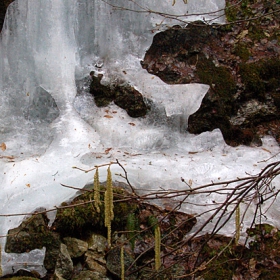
[1,160,280,278]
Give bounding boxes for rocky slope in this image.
[142,0,280,146]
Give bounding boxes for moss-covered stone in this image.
[5,213,61,271]
[233,43,251,62]
[240,58,280,101]
[53,185,139,239]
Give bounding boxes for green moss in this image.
[240,58,280,101]
[196,55,236,112]
[248,24,266,41]
[5,214,60,253]
[126,213,139,249]
[225,1,238,22]
[234,43,251,62]
[53,185,138,238]
[147,215,158,232]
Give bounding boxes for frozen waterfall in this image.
[1,0,280,276]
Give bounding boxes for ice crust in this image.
[0,0,280,276]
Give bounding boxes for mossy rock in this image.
[53,185,139,238]
[233,43,251,62]
[5,213,61,271]
[240,58,280,101]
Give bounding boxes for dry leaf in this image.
[26,184,31,188]
[0,155,14,160]
[104,115,113,118]
[0,142,6,151]
[129,122,135,126]
[105,148,112,154]
[237,30,248,40]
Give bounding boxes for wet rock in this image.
[106,247,138,280]
[142,14,280,146]
[54,243,73,280]
[87,233,107,254]
[82,234,108,276]
[72,270,110,280]
[114,84,147,117]
[84,250,107,275]
[63,237,88,258]
[89,72,148,118]
[5,213,61,271]
[0,0,14,33]
[230,99,277,126]
[90,72,114,107]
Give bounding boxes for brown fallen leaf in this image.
[26,184,31,188]
[104,115,113,118]
[105,148,112,154]
[129,122,135,126]
[0,142,6,151]
[0,155,14,160]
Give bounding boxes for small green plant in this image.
[126,213,138,249]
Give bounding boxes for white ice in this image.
[1,0,280,276]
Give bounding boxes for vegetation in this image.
[4,159,280,279]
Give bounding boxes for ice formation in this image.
[0,0,280,276]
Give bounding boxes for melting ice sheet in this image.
[1,0,280,276]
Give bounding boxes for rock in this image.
[72,270,110,280]
[5,213,61,271]
[114,84,148,117]
[87,234,107,254]
[54,243,73,280]
[84,250,107,275]
[90,73,114,107]
[89,72,148,118]
[0,0,14,33]
[63,237,88,258]
[106,247,138,280]
[83,234,108,275]
[141,8,280,146]
[230,99,277,126]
